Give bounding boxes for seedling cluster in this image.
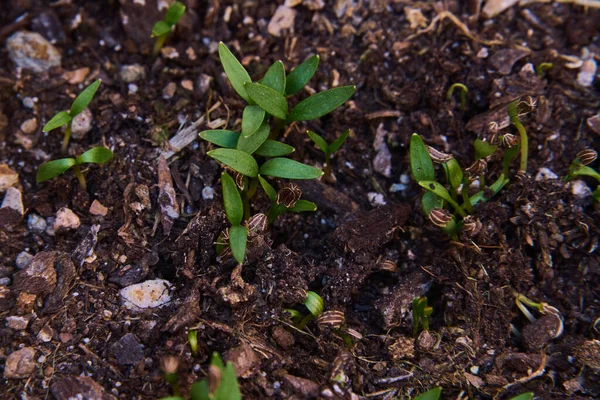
[412,296,433,337]
[200,42,355,264]
[151,1,186,57]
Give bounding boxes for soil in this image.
[1,1,600,399]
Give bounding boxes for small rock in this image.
[27,213,47,233]
[15,292,36,314]
[20,118,38,135]
[6,315,30,330]
[0,277,10,286]
[268,5,296,37]
[112,333,144,365]
[163,82,176,99]
[119,64,146,83]
[59,332,73,344]
[587,114,600,135]
[4,347,36,379]
[6,31,62,73]
[225,343,259,379]
[367,192,386,207]
[416,330,437,351]
[15,251,34,269]
[535,167,558,181]
[570,180,592,200]
[128,84,138,94]
[0,287,14,312]
[161,46,179,59]
[38,325,54,342]
[62,67,90,85]
[1,187,24,215]
[283,374,319,398]
[482,0,519,19]
[181,79,194,91]
[201,186,214,200]
[54,208,81,231]
[577,59,597,87]
[70,108,93,139]
[89,199,108,216]
[373,123,392,177]
[196,74,213,97]
[22,97,36,108]
[120,279,172,310]
[0,164,19,192]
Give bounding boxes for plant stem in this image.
[508,102,528,174]
[323,153,331,179]
[72,164,87,190]
[267,203,286,224]
[153,34,167,58]
[461,178,474,214]
[61,123,72,154]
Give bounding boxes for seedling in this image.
[161,355,181,397]
[412,387,441,400]
[307,129,350,179]
[200,42,355,264]
[43,79,101,153]
[188,329,199,356]
[36,146,113,190]
[507,98,531,174]
[536,62,553,78]
[446,83,468,111]
[151,1,186,58]
[285,290,324,330]
[515,293,563,337]
[564,148,600,202]
[412,297,433,337]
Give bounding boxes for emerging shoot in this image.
[307,129,351,180]
[412,296,433,337]
[151,1,186,58]
[446,83,468,111]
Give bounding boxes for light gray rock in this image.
[535,168,558,181]
[27,213,47,233]
[6,31,61,73]
[1,187,24,215]
[71,108,93,139]
[15,251,34,269]
[120,279,172,310]
[571,180,592,200]
[120,64,146,83]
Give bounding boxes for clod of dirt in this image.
[163,284,201,333]
[283,374,320,398]
[89,200,108,216]
[13,251,58,296]
[111,333,145,365]
[120,279,173,310]
[0,164,19,191]
[6,31,61,73]
[51,375,115,400]
[42,252,76,314]
[573,340,600,371]
[4,347,36,379]
[271,325,295,349]
[521,313,563,351]
[489,48,530,75]
[6,315,29,331]
[388,335,415,360]
[225,342,259,379]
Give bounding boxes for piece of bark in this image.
[157,156,179,236]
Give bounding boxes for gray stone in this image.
[120,64,146,83]
[6,31,61,73]
[15,251,34,269]
[27,213,47,233]
[535,168,558,181]
[1,187,24,215]
[111,333,144,365]
[70,108,93,139]
[6,316,30,330]
[4,347,36,379]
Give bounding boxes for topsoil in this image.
[1,1,600,399]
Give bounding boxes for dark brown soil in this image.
[1,1,600,399]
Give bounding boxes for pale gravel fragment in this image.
[120,279,173,310]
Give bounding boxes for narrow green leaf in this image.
[151,21,171,38]
[237,122,269,154]
[70,80,101,117]
[43,111,72,132]
[258,175,277,202]
[259,158,323,179]
[260,60,286,95]
[218,42,253,103]
[245,82,288,119]
[413,387,442,400]
[307,130,329,154]
[221,172,243,226]
[445,158,463,190]
[421,191,442,215]
[329,129,350,154]
[36,158,76,182]
[75,147,113,165]
[509,393,533,400]
[255,140,295,157]
[199,130,239,148]
[284,308,303,320]
[304,291,324,318]
[209,352,225,370]
[410,134,435,182]
[189,381,210,400]
[474,138,497,160]
[229,225,248,265]
[289,200,317,212]
[287,85,355,122]
[241,105,265,138]
[419,181,465,216]
[570,165,600,183]
[285,55,319,96]
[216,362,242,400]
[208,148,258,177]
[164,1,186,26]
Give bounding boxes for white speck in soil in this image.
[202,186,214,200]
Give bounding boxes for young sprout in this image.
[284,290,324,330]
[507,97,534,175]
[307,129,351,180]
[446,83,468,111]
[43,79,101,153]
[188,329,199,356]
[412,296,433,337]
[36,146,113,190]
[190,352,242,400]
[413,387,441,400]
[564,148,600,202]
[151,1,186,58]
[536,62,553,78]
[515,293,564,338]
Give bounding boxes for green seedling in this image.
[285,290,324,330]
[515,293,563,333]
[200,42,355,264]
[36,146,113,190]
[536,62,553,78]
[412,297,433,337]
[412,387,441,400]
[151,1,186,58]
[446,83,468,111]
[188,329,199,356]
[564,148,600,202]
[507,98,530,174]
[43,79,101,153]
[307,129,350,179]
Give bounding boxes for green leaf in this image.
[284,308,303,320]
[244,82,288,119]
[421,191,442,215]
[217,362,242,400]
[36,158,76,182]
[285,55,319,96]
[210,352,225,370]
[289,200,317,212]
[413,387,442,400]
[43,111,72,132]
[474,138,497,160]
[255,140,295,157]
[445,158,463,191]
[151,21,171,38]
[259,158,323,179]
[221,172,243,226]
[190,381,209,400]
[218,42,253,103]
[304,291,324,318]
[208,148,259,177]
[199,130,239,148]
[164,1,186,26]
[241,105,266,138]
[570,165,600,183]
[329,129,350,154]
[465,174,508,207]
[418,181,466,217]
[410,134,435,182]
[307,130,329,154]
[509,393,533,400]
[229,225,248,265]
[287,85,355,122]
[75,146,113,165]
[258,175,276,202]
[70,79,101,117]
[237,122,269,154]
[260,60,286,95]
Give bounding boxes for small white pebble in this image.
[202,186,214,200]
[128,84,138,93]
[535,167,558,181]
[367,192,386,206]
[22,97,35,108]
[400,173,410,184]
